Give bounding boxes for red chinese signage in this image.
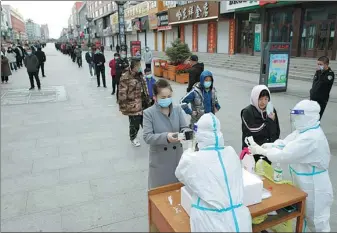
[207,21,217,53]
[192,24,198,52]
[271,44,290,50]
[229,19,235,55]
[180,25,185,43]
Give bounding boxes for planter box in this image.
[163,69,168,79]
[175,73,189,84]
[167,65,176,81]
[153,60,163,77]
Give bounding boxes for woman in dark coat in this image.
[1,53,12,83]
[241,85,280,164]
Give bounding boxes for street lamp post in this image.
[115,1,127,57]
[86,15,93,47]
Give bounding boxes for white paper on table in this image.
[262,188,272,199]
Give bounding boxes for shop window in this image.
[305,5,337,21]
[268,10,293,42]
[329,22,335,50]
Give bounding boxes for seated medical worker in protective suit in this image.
[248,100,333,232]
[175,113,252,232]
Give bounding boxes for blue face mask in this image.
[158,97,172,108]
[204,81,212,89]
[146,74,152,79]
[138,67,142,73]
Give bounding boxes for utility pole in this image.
[116,1,127,57]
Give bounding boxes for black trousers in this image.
[28,72,41,88]
[311,98,328,120]
[96,66,106,87]
[112,76,118,93]
[318,100,328,120]
[77,57,82,67]
[1,76,9,82]
[129,115,143,141]
[38,63,45,76]
[16,57,23,68]
[145,63,151,69]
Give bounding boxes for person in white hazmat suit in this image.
[248,99,333,232]
[175,113,252,232]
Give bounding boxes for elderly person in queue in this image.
[143,79,190,189]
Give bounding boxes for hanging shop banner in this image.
[254,24,261,52]
[110,13,119,34]
[168,1,219,24]
[207,21,217,53]
[140,16,149,31]
[226,1,259,11]
[180,24,185,43]
[125,19,133,32]
[157,11,171,31]
[132,18,141,31]
[229,19,236,55]
[192,24,198,52]
[149,13,158,30]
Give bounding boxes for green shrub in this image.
[165,38,191,66]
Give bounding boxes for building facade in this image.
[1,6,10,40]
[2,5,26,41]
[41,24,49,40]
[220,1,337,60]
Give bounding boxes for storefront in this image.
[265,1,337,60]
[110,13,119,47]
[168,1,219,53]
[157,11,171,52]
[148,13,158,51]
[103,26,112,47]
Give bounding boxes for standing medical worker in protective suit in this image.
[248,100,333,232]
[175,113,252,232]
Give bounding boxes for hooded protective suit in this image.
[175,113,252,232]
[249,100,333,232]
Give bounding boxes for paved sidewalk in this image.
[1,44,336,231]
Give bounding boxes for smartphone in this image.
[282,205,297,213]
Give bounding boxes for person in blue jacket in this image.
[144,68,156,105]
[180,70,221,127]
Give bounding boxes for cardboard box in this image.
[180,169,263,216]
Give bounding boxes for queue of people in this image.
[1,42,47,89]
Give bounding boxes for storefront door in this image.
[301,20,335,59]
[238,20,253,54]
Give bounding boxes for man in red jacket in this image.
[109,53,119,95]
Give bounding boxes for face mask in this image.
[96,50,100,54]
[146,74,152,79]
[204,81,212,89]
[27,51,32,55]
[121,55,126,59]
[146,49,149,52]
[138,67,142,73]
[318,65,324,71]
[158,97,172,108]
[114,57,119,59]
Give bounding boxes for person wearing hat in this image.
[187,55,204,93]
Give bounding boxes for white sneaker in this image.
[131,139,141,147]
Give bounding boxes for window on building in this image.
[104,5,108,13]
[108,3,111,12]
[99,8,103,15]
[99,1,102,4]
[95,1,98,7]
[268,10,293,43]
[95,10,98,17]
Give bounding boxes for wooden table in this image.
[148,178,307,232]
